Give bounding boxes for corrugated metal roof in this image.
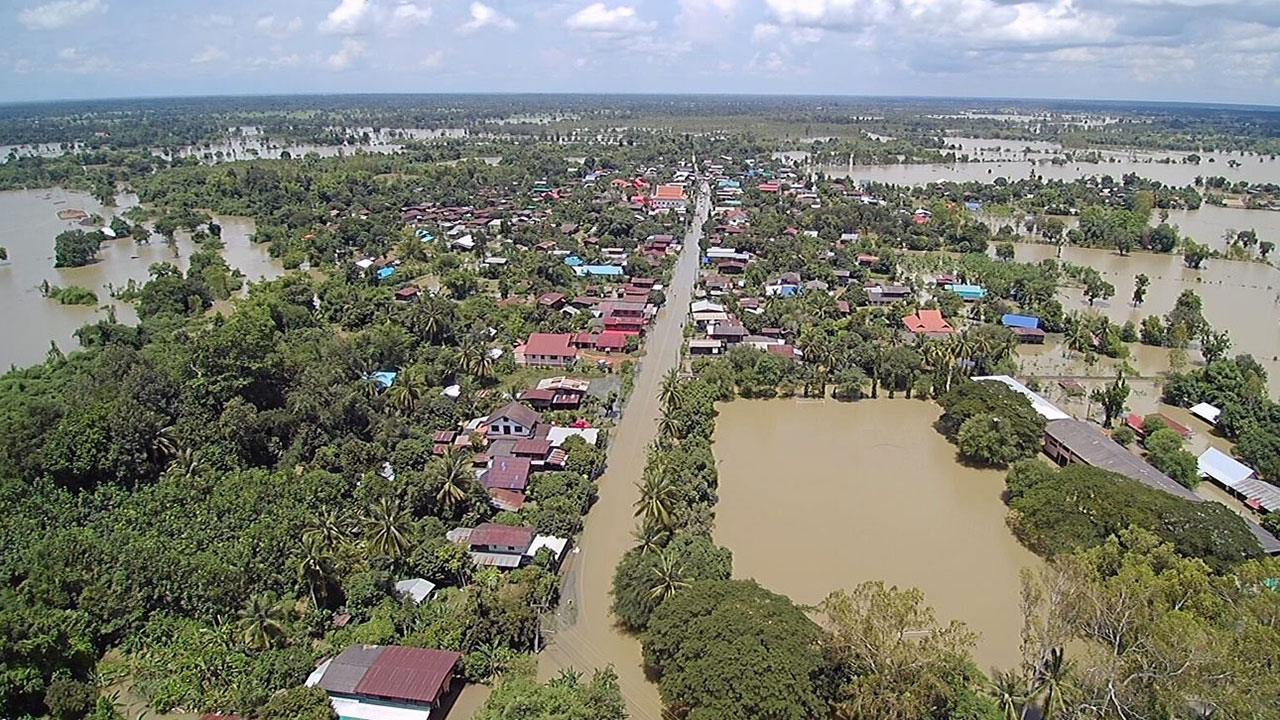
[354,646,461,705]
[468,522,535,549]
[317,645,384,695]
[470,551,523,568]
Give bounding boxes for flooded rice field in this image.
[1009,243,1280,395]
[713,398,1042,671]
[0,188,283,369]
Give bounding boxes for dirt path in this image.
[535,185,708,720]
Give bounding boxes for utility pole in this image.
[532,600,552,653]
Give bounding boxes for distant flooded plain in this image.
[0,188,283,369]
[713,398,1041,671]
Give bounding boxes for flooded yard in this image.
[713,398,1041,671]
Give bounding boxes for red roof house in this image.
[517,333,578,368]
[481,456,532,491]
[596,331,629,352]
[310,644,462,710]
[902,309,955,336]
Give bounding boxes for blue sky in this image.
[2,0,1279,104]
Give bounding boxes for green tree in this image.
[1199,328,1231,364]
[361,497,415,561]
[1183,241,1211,269]
[1089,372,1130,428]
[258,685,337,720]
[821,582,993,720]
[644,579,826,720]
[996,242,1015,261]
[645,548,690,604]
[1131,273,1149,306]
[1144,428,1198,488]
[434,448,476,517]
[236,594,286,651]
[53,230,102,268]
[634,471,677,529]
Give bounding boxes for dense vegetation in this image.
[1004,460,1261,571]
[936,380,1047,467]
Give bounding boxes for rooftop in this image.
[469,523,536,550]
[523,333,577,358]
[310,645,461,706]
[971,375,1071,421]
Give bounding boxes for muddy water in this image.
[713,398,1041,671]
[535,185,708,720]
[828,152,1280,187]
[1010,243,1280,395]
[0,188,283,370]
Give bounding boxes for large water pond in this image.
[712,398,1042,671]
[0,188,283,370]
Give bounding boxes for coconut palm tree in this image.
[435,447,475,516]
[361,497,415,561]
[986,669,1028,720]
[634,472,678,529]
[386,366,426,417]
[296,536,335,608]
[303,509,350,555]
[459,336,495,380]
[236,594,285,651]
[631,519,670,555]
[658,367,683,410]
[1031,646,1074,720]
[646,548,690,604]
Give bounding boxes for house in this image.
[708,320,749,344]
[1198,447,1280,513]
[902,309,954,337]
[394,287,421,301]
[866,285,913,306]
[482,456,532,491]
[394,578,437,604]
[596,331,629,352]
[945,283,988,301]
[689,338,724,355]
[573,265,625,278]
[537,292,567,309]
[1124,413,1192,439]
[486,402,542,438]
[1011,326,1046,344]
[1001,314,1040,329]
[516,333,578,368]
[855,253,880,266]
[1189,402,1222,425]
[306,644,462,720]
[652,184,688,210]
[488,488,526,512]
[463,523,569,569]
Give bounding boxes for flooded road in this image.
[713,398,1042,672]
[536,187,708,719]
[0,188,283,370]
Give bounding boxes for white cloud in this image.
[676,0,738,41]
[458,2,516,33]
[565,3,656,34]
[320,0,372,34]
[203,14,233,27]
[190,45,227,64]
[752,22,781,43]
[386,3,433,35]
[18,0,106,30]
[256,15,302,38]
[54,46,112,73]
[421,49,445,68]
[327,38,367,69]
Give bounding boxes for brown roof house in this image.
[486,402,542,439]
[515,333,578,368]
[306,644,462,720]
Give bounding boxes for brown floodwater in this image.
[0,188,283,370]
[713,398,1042,672]
[535,186,708,720]
[1010,243,1280,395]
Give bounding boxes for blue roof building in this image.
[1001,313,1040,329]
[376,267,396,280]
[564,256,584,267]
[573,265,624,277]
[369,371,398,388]
[945,283,987,300]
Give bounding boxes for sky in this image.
[2,0,1280,105]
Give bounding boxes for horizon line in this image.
[1,90,1278,113]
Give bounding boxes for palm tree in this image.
[631,519,670,555]
[655,407,681,449]
[296,537,335,608]
[386,366,426,417]
[459,336,495,380]
[361,497,415,561]
[358,375,383,401]
[303,510,350,555]
[435,448,475,516]
[646,548,690,604]
[986,669,1028,720]
[634,472,678,529]
[1031,646,1073,720]
[236,594,285,651]
[658,367,683,409]
[418,297,454,344]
